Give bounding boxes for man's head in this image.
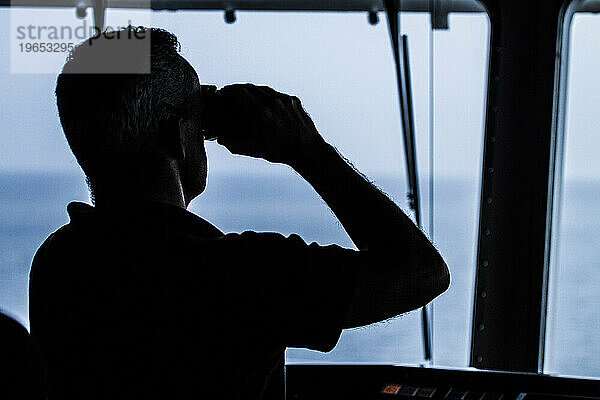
[56,27,207,206]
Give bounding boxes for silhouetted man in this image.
[29,27,449,400]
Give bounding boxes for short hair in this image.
[55,27,199,198]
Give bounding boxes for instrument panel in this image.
[285,365,600,400]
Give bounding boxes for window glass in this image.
[427,13,489,367]
[0,7,91,327]
[0,7,488,367]
[545,12,600,378]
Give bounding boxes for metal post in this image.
[470,0,568,372]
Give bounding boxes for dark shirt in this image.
[29,201,359,400]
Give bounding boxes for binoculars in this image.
[199,84,221,141]
[200,84,252,142]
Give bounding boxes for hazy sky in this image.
[0,8,490,184]
[1,8,598,180]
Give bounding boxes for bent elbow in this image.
[423,257,450,304]
[435,258,451,297]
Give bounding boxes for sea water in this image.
[0,171,598,378]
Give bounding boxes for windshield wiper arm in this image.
[384,0,432,363]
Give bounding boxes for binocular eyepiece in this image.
[199,84,220,141]
[198,84,254,142]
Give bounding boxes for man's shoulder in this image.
[215,231,309,250]
[33,224,74,261]
[221,231,301,241]
[29,222,76,287]
[212,231,357,269]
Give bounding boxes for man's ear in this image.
[163,117,186,160]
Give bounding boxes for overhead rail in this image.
[1,0,485,12]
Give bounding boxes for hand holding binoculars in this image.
[199,83,298,142]
[199,84,229,141]
[198,83,323,165]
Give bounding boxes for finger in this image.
[217,85,269,138]
[259,88,301,113]
[252,86,301,125]
[239,88,278,117]
[255,85,287,100]
[234,86,283,125]
[248,85,286,104]
[287,95,310,123]
[217,135,261,158]
[219,84,264,116]
[216,134,245,153]
[200,84,218,98]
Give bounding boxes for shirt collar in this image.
[66,201,224,239]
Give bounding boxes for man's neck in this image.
[93,164,187,209]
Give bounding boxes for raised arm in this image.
[211,84,450,328]
[291,141,449,327]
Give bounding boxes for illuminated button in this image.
[482,393,503,400]
[398,386,419,396]
[416,387,437,398]
[380,383,402,395]
[465,392,485,400]
[445,388,468,399]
